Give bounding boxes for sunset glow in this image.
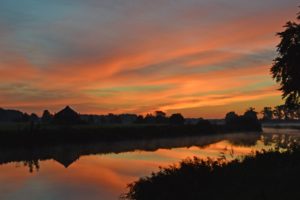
[0,0,298,117]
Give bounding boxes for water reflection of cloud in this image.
[1,129,300,200]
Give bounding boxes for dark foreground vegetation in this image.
[123,146,300,200]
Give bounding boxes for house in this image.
[53,106,81,124]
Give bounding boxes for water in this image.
[0,128,299,200]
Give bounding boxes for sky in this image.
[0,0,299,118]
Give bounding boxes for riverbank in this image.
[262,121,300,129]
[0,122,262,147]
[123,146,300,200]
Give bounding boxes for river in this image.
[0,128,299,200]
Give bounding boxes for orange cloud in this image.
[0,5,294,117]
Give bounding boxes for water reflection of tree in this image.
[23,160,40,173]
[218,133,299,162]
[261,134,298,150]
[226,133,261,147]
[218,146,236,162]
[2,132,298,173]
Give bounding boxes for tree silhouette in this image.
[244,107,258,120]
[155,111,167,124]
[42,110,53,123]
[224,109,261,131]
[155,111,166,117]
[225,111,239,125]
[135,115,144,124]
[261,107,273,121]
[271,10,300,106]
[169,113,185,125]
[29,113,39,122]
[273,105,284,120]
[22,113,30,122]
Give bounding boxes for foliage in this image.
[225,108,262,131]
[261,107,273,120]
[260,104,300,120]
[123,147,300,200]
[169,113,185,125]
[271,10,300,106]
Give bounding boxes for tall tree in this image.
[271,10,300,106]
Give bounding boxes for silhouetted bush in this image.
[123,146,300,200]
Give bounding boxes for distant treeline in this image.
[1,105,298,127]
[0,106,262,147]
[0,107,186,125]
[0,106,262,130]
[261,104,300,121]
[81,111,186,125]
[0,106,264,126]
[0,108,39,123]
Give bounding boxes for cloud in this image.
[0,0,297,117]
